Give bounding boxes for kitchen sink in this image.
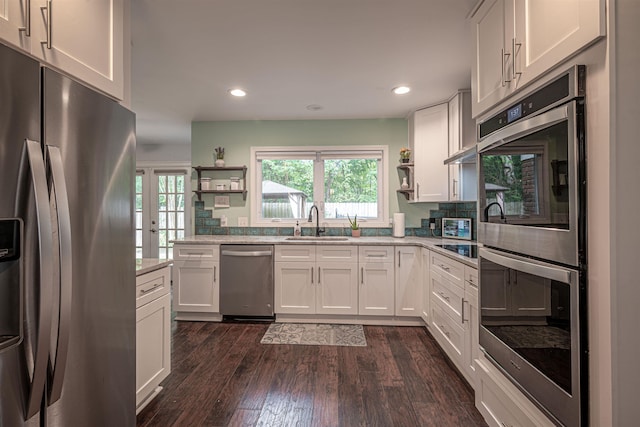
[285,236,349,241]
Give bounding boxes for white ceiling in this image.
[131,0,477,146]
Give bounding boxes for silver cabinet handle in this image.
[452,179,458,197]
[461,298,467,324]
[398,251,401,268]
[311,267,314,284]
[22,139,54,418]
[41,0,52,49]
[140,283,162,295]
[415,182,419,201]
[46,145,73,404]
[214,265,217,283]
[318,266,321,284]
[512,38,522,81]
[19,0,31,36]
[501,48,511,86]
[361,267,364,284]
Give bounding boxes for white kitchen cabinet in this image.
[462,266,479,385]
[172,244,220,320]
[394,246,422,317]
[274,245,358,315]
[471,0,605,118]
[0,0,124,100]
[476,357,555,427]
[447,91,477,202]
[421,248,431,324]
[136,265,171,413]
[359,246,395,316]
[0,0,31,50]
[411,103,449,202]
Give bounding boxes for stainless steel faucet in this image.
[308,205,325,237]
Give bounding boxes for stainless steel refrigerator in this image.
[0,43,136,426]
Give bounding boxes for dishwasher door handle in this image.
[221,250,273,257]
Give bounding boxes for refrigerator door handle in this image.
[23,139,54,419]
[46,145,72,404]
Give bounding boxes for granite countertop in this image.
[171,235,478,267]
[136,258,173,276]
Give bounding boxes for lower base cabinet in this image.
[475,357,554,427]
[136,266,172,413]
[172,244,220,320]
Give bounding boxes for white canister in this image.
[200,177,212,190]
[230,177,240,190]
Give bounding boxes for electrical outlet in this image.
[238,217,248,227]
[430,223,436,230]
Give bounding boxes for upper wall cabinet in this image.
[411,103,449,202]
[0,0,124,100]
[470,0,605,118]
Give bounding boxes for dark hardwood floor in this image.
[137,321,487,427]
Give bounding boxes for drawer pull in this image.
[140,283,162,295]
[439,264,450,272]
[438,292,450,302]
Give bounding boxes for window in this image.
[251,146,388,226]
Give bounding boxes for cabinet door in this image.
[316,262,358,315]
[0,0,31,50]
[413,104,449,202]
[359,262,395,316]
[471,0,514,118]
[136,293,171,409]
[394,247,422,316]
[30,0,124,99]
[513,0,605,89]
[463,285,479,386]
[173,260,219,313]
[421,249,430,324]
[274,261,315,314]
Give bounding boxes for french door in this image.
[136,163,191,259]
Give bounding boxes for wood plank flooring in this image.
[137,321,487,427]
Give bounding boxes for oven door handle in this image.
[477,103,571,153]
[479,247,572,284]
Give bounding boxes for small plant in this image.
[347,214,359,230]
[400,147,411,160]
[214,147,225,160]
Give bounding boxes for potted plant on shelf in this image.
[214,147,225,167]
[400,147,411,163]
[348,214,360,237]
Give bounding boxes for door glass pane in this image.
[260,159,313,219]
[323,158,378,219]
[156,172,187,259]
[135,174,143,258]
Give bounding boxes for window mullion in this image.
[313,156,325,217]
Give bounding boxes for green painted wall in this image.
[191,119,436,228]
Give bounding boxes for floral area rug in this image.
[260,323,367,347]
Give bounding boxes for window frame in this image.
[250,145,389,227]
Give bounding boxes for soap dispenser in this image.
[294,221,301,236]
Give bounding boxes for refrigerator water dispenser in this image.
[0,219,23,352]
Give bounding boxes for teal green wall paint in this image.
[191,119,436,228]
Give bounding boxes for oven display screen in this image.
[507,104,522,123]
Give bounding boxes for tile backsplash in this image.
[194,201,477,240]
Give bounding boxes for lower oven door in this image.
[478,247,584,427]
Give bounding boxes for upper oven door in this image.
[477,101,581,266]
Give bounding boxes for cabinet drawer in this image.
[136,266,171,308]
[317,245,357,261]
[431,252,464,287]
[431,303,464,362]
[275,245,316,262]
[464,265,478,289]
[431,270,464,322]
[358,246,394,263]
[173,244,219,261]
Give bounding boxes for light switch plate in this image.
[238,217,248,227]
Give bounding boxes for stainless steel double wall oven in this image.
[476,66,587,427]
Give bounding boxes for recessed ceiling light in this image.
[392,86,411,95]
[228,88,247,97]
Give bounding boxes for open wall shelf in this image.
[193,166,247,201]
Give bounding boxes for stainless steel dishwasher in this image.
[220,245,274,319]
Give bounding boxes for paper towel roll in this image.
[393,213,405,237]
